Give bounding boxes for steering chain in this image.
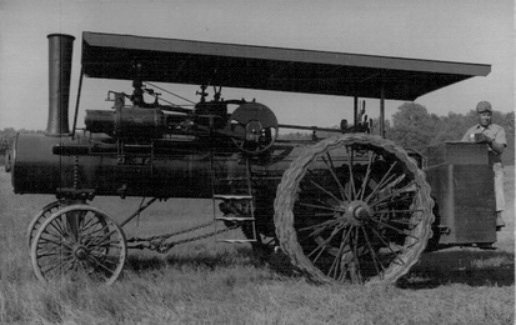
[126,220,239,254]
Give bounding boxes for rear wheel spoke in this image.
[351,226,362,284]
[361,226,386,276]
[346,152,357,199]
[368,227,404,262]
[298,203,343,213]
[308,179,342,203]
[357,152,376,200]
[307,225,343,259]
[321,154,349,201]
[370,181,416,208]
[327,226,353,279]
[369,218,420,241]
[364,162,398,203]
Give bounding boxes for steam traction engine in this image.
[6,33,493,285]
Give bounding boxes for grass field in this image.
[0,167,514,325]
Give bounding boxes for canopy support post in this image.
[353,96,358,128]
[380,84,385,138]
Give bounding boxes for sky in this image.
[0,0,514,131]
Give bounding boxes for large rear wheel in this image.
[274,134,434,285]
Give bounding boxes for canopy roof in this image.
[81,31,490,101]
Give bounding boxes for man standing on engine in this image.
[462,100,507,231]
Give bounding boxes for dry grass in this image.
[0,168,514,325]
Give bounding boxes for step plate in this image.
[213,195,253,200]
[215,216,255,221]
[217,239,257,243]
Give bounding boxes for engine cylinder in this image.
[85,107,165,139]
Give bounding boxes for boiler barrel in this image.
[10,133,251,199]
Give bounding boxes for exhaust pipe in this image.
[46,34,75,136]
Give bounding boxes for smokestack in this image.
[46,34,75,136]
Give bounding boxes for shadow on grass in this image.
[126,248,244,271]
[124,245,298,278]
[398,248,515,289]
[124,245,514,288]
[125,245,267,270]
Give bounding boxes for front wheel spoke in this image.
[78,217,102,234]
[41,255,74,274]
[79,214,95,227]
[93,230,118,248]
[47,221,67,238]
[90,253,119,267]
[86,238,121,249]
[66,214,81,240]
[81,223,111,238]
[83,234,116,246]
[39,230,66,242]
[38,236,74,249]
[68,259,80,272]
[36,246,66,256]
[38,251,73,263]
[87,255,116,274]
[37,250,67,258]
[76,210,89,228]
[50,216,67,235]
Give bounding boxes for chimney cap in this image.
[47,33,75,40]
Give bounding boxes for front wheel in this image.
[274,134,434,285]
[30,205,127,285]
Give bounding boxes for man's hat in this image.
[476,101,492,113]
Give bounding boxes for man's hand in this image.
[474,133,492,144]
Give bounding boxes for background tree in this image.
[385,103,440,152]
